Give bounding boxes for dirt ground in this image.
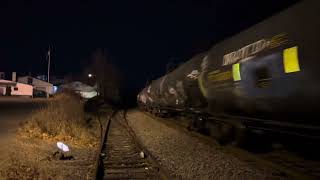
[0,96,104,180]
[0,135,97,180]
[0,97,48,179]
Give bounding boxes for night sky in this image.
[0,0,298,89]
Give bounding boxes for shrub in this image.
[21,93,98,144]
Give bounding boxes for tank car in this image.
[139,1,320,143]
[200,0,320,139]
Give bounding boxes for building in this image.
[0,72,5,80]
[0,79,33,97]
[36,75,67,86]
[18,76,54,97]
[0,72,16,81]
[49,75,67,86]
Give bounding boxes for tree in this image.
[90,49,121,104]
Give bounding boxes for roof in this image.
[60,81,96,92]
[18,76,53,85]
[0,79,32,87]
[0,79,17,86]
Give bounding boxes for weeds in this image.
[0,93,111,179]
[19,93,100,145]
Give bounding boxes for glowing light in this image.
[88,74,92,78]
[53,86,58,94]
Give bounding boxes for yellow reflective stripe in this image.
[198,72,208,98]
[232,63,241,81]
[283,46,300,73]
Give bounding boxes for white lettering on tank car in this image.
[187,70,200,79]
[222,39,270,66]
[147,86,151,93]
[201,56,209,72]
[140,94,147,104]
[160,76,167,95]
[169,87,177,95]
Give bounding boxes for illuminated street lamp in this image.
[88,73,93,78]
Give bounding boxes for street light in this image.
[87,73,98,96]
[47,46,51,83]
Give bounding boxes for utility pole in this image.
[47,46,51,83]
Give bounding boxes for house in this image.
[0,72,16,81]
[18,76,54,97]
[36,75,67,86]
[0,79,33,97]
[47,75,67,86]
[0,72,5,79]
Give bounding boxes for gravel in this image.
[127,110,289,180]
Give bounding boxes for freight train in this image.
[137,1,320,145]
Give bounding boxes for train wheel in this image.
[186,115,203,132]
[158,110,166,117]
[157,108,163,117]
[232,124,248,148]
[208,122,234,144]
[152,108,157,115]
[233,128,272,152]
[219,124,234,144]
[186,117,197,131]
[248,130,272,152]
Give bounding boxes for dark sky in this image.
[0,0,298,89]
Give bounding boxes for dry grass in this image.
[0,137,96,180]
[0,93,112,179]
[2,151,40,179]
[19,93,102,146]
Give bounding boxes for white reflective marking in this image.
[57,142,70,152]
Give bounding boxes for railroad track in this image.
[94,111,169,180]
[143,111,320,180]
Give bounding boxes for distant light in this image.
[88,74,92,78]
[53,86,58,94]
